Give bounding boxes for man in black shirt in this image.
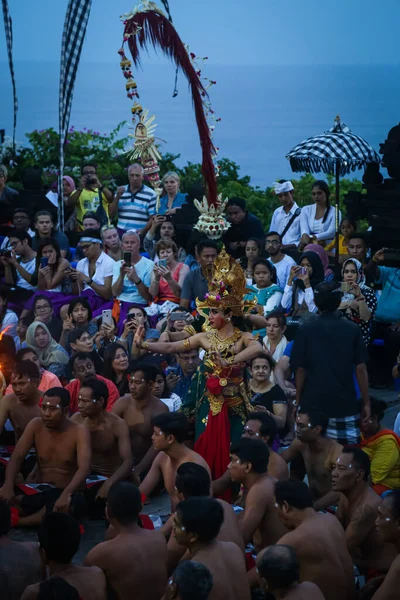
[291,281,370,445]
[222,197,265,259]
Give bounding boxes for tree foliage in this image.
[2,123,363,228]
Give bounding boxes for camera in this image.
[0,249,12,258]
[85,176,97,187]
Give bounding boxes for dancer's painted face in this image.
[208,308,226,329]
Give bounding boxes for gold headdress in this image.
[196,247,257,318]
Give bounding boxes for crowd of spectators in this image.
[0,164,399,600]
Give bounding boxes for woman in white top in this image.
[299,180,341,250]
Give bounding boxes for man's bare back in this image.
[284,581,326,600]
[21,565,107,600]
[240,475,287,551]
[278,512,355,600]
[269,449,289,481]
[0,539,42,600]
[0,393,41,442]
[141,446,211,510]
[190,540,250,600]
[84,527,167,600]
[71,411,126,476]
[112,394,168,463]
[337,487,397,571]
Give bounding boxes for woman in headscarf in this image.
[339,257,377,346]
[304,243,334,281]
[282,251,325,316]
[26,322,69,379]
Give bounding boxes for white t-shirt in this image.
[268,254,296,289]
[76,251,115,296]
[16,257,37,291]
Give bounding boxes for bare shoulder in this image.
[390,555,400,573]
[248,475,275,501]
[84,540,110,566]
[20,582,40,600]
[111,394,131,415]
[70,412,83,423]
[219,540,244,562]
[152,396,169,414]
[107,411,127,429]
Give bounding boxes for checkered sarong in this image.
[2,0,18,149]
[58,0,92,230]
[326,414,361,446]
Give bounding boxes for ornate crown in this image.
[196,246,257,317]
[194,194,230,240]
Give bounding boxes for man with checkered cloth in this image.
[290,281,370,446]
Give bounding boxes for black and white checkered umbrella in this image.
[286,117,380,175]
[286,117,380,268]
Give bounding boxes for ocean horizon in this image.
[1,61,399,188]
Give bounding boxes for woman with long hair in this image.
[248,353,288,432]
[26,321,69,378]
[299,180,341,250]
[149,239,189,306]
[282,251,325,316]
[240,238,263,280]
[144,217,186,262]
[25,238,72,317]
[303,243,334,281]
[60,296,98,351]
[152,368,182,412]
[103,342,130,396]
[158,171,187,215]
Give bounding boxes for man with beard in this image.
[266,231,296,289]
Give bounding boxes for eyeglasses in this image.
[80,243,93,251]
[101,225,117,233]
[266,240,280,246]
[35,304,51,312]
[9,241,19,248]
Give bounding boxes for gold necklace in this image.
[206,327,242,356]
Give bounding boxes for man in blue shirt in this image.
[366,247,400,382]
[222,197,265,259]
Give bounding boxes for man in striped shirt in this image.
[110,164,157,235]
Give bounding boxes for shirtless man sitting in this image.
[0,387,91,527]
[0,498,42,600]
[332,448,396,573]
[173,497,250,600]
[256,544,326,600]
[0,360,42,443]
[140,412,210,509]
[0,360,42,481]
[281,410,342,510]
[84,481,167,600]
[366,490,400,600]
[71,378,132,514]
[21,512,107,600]
[213,412,288,497]
[166,462,244,571]
[112,364,168,479]
[228,438,287,552]
[275,480,356,600]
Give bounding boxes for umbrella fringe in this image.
[288,157,375,176]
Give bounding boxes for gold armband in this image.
[183,325,196,337]
[183,338,191,350]
[141,341,149,349]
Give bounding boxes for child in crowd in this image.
[326,217,357,261]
